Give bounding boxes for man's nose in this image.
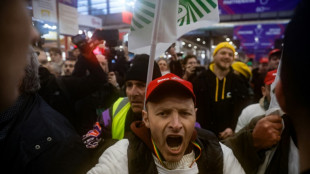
[169,113,182,131]
[30,26,40,44]
[131,85,141,95]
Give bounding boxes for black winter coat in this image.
[0,93,91,174]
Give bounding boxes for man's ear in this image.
[275,80,287,113]
[142,110,150,128]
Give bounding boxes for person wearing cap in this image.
[87,73,245,174]
[268,49,281,71]
[192,41,250,140]
[234,69,278,133]
[222,68,298,174]
[82,54,161,148]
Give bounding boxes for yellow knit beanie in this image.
[231,61,252,80]
[213,42,236,57]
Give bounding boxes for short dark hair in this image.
[182,55,197,65]
[49,47,62,55]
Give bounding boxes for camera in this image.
[72,29,119,53]
[71,34,88,52]
[91,29,119,47]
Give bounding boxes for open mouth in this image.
[166,135,183,151]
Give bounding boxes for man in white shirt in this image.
[88,73,245,174]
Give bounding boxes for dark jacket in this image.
[251,68,267,103]
[223,114,297,174]
[38,53,119,135]
[192,65,250,135]
[222,115,265,174]
[127,121,224,174]
[0,93,91,174]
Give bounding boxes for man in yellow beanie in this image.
[192,41,250,140]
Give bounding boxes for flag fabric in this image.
[128,0,220,59]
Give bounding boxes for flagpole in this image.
[144,0,163,110]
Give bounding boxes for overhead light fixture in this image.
[226,38,230,42]
[201,53,205,59]
[202,41,206,44]
[196,38,201,42]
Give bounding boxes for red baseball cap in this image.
[264,69,277,85]
[259,57,269,64]
[145,73,196,104]
[268,49,281,59]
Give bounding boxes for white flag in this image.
[128,0,220,58]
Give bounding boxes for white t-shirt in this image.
[235,103,265,133]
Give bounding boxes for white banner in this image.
[128,0,220,58]
[59,3,78,35]
[78,15,102,29]
[32,0,57,23]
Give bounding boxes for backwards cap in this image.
[264,69,277,85]
[213,42,236,57]
[145,73,196,104]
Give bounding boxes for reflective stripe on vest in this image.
[111,97,131,140]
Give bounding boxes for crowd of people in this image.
[1,0,310,173]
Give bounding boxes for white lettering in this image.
[157,78,169,83]
[238,30,253,35]
[223,0,255,5]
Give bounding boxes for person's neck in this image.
[213,65,230,80]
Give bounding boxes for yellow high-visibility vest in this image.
[111,97,131,140]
